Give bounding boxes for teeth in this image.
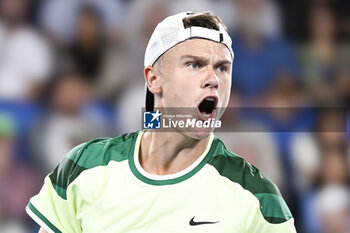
[205,97,215,101]
[202,113,211,117]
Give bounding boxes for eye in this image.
[217,65,228,73]
[187,62,201,69]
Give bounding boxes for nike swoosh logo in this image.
[189,216,220,226]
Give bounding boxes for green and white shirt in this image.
[26,130,296,233]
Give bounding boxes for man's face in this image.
[0,0,27,26]
[153,38,232,138]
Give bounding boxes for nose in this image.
[202,68,218,89]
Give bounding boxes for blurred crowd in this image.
[0,0,349,232]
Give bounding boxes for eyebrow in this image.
[180,55,232,66]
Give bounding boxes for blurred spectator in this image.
[308,185,350,233]
[315,185,350,233]
[30,71,109,173]
[229,0,300,105]
[335,45,350,106]
[301,152,350,233]
[117,84,145,134]
[318,148,348,185]
[0,0,52,101]
[291,133,321,193]
[39,0,80,46]
[0,220,26,233]
[40,0,126,47]
[89,0,126,43]
[167,0,237,30]
[0,113,36,233]
[300,108,350,233]
[291,108,347,192]
[298,4,342,105]
[117,0,170,134]
[316,109,348,150]
[125,0,170,84]
[232,0,281,38]
[57,3,126,102]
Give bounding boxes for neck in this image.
[79,37,101,51]
[312,38,335,60]
[312,36,334,47]
[139,131,210,175]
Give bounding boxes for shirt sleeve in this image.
[26,176,81,233]
[26,144,86,233]
[244,193,297,233]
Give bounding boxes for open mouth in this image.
[197,96,218,120]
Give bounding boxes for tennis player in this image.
[27,11,297,233]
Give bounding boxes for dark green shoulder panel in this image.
[49,131,138,199]
[208,136,292,224]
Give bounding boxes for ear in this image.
[144,66,162,95]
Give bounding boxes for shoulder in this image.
[209,136,279,195]
[66,131,137,167]
[208,136,293,224]
[48,131,139,199]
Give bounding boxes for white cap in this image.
[144,11,233,111]
[144,11,234,67]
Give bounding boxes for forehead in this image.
[163,38,232,62]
